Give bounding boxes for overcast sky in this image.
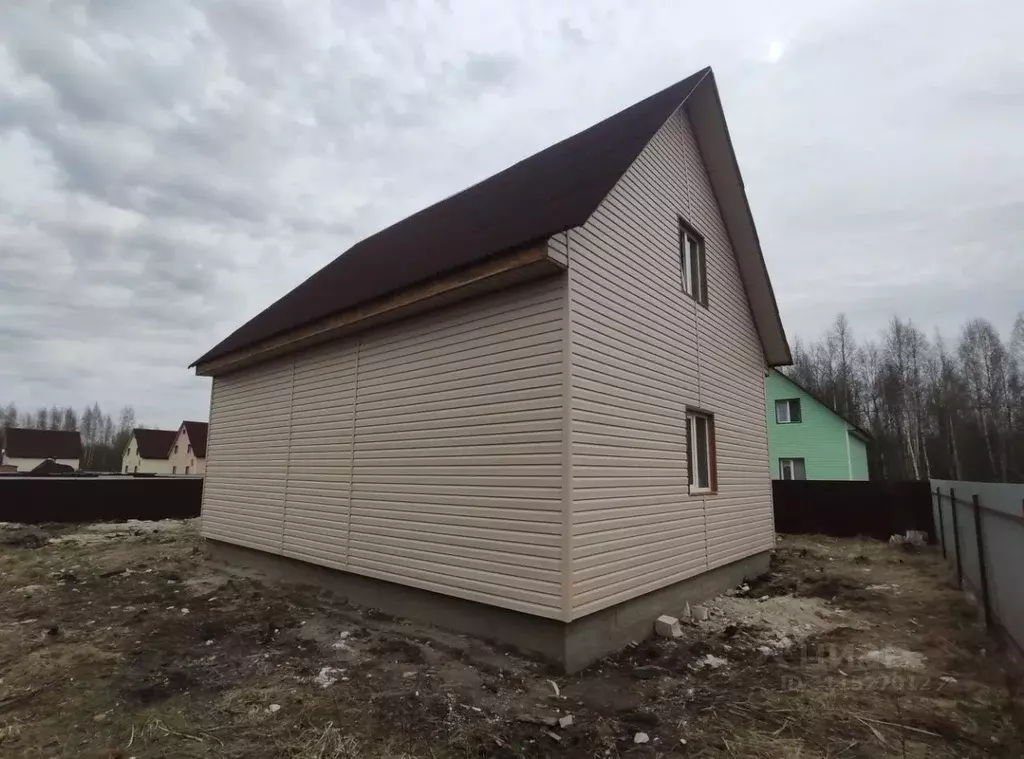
[2,0,1022,428]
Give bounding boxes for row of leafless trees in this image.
[1,403,137,471]
[786,313,1024,483]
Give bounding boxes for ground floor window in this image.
[172,466,177,474]
[687,410,717,493]
[780,458,806,480]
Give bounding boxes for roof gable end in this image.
[193,66,790,368]
[131,428,178,460]
[770,370,872,439]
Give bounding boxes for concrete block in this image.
[654,614,681,638]
[691,605,710,622]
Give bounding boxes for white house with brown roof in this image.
[1,427,82,472]
[121,428,177,474]
[191,67,791,670]
[167,421,208,475]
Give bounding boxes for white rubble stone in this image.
[654,615,682,638]
[691,605,710,622]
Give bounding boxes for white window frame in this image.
[687,411,715,494]
[679,224,707,305]
[780,458,806,480]
[775,398,801,424]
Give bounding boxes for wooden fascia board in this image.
[195,243,562,377]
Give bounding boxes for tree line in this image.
[1,403,137,472]
[786,313,1024,483]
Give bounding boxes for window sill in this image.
[689,487,716,496]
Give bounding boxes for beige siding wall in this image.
[168,428,206,475]
[121,438,173,474]
[203,358,293,554]
[566,105,773,618]
[201,277,566,618]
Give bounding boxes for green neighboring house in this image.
[765,370,871,481]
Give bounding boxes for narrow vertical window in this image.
[679,222,708,306]
[687,410,717,493]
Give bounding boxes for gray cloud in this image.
[1,0,1021,427]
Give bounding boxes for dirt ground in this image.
[1,521,1021,758]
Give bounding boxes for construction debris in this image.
[654,614,682,638]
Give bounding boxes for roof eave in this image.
[686,72,792,367]
[193,243,562,376]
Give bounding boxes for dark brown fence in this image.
[0,476,203,523]
[772,480,935,541]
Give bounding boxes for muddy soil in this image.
[0,523,1020,757]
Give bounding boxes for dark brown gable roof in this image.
[193,68,710,366]
[182,421,209,458]
[3,427,82,459]
[133,428,177,459]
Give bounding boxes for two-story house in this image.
[189,67,791,670]
[766,369,871,480]
[121,428,177,474]
[1,427,82,472]
[166,421,208,475]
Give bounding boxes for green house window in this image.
[780,458,806,480]
[775,398,802,424]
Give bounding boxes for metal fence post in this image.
[950,487,962,589]
[935,486,946,559]
[972,494,994,630]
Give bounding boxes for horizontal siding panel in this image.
[201,361,292,553]
[574,555,707,615]
[203,275,567,619]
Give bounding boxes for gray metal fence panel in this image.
[982,512,1024,653]
[931,479,1024,656]
[956,497,981,595]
